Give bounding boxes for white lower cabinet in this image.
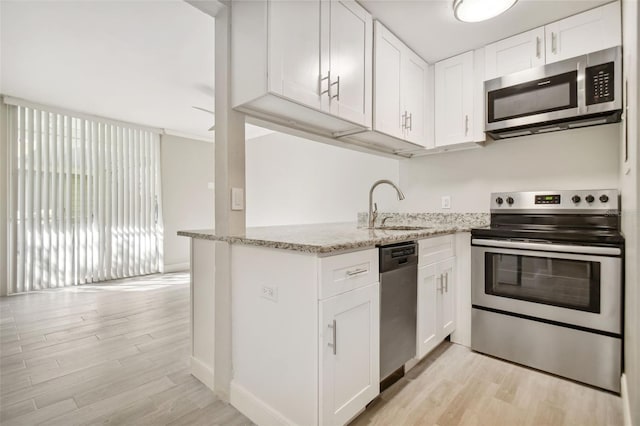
[230,245,379,426]
[417,237,456,360]
[320,283,380,426]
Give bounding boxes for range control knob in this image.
[571,195,581,203]
[585,195,595,203]
[506,196,515,205]
[599,194,609,203]
[495,197,504,205]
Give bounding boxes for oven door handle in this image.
[471,239,621,256]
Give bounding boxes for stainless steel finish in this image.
[436,274,443,294]
[328,320,337,355]
[464,114,469,135]
[489,189,619,213]
[471,238,621,256]
[551,32,557,54]
[471,308,621,392]
[346,267,368,276]
[379,242,418,380]
[471,244,622,334]
[401,111,407,129]
[331,75,340,101]
[444,272,449,293]
[485,46,621,135]
[536,36,541,58]
[368,180,405,229]
[407,112,413,131]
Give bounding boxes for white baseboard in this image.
[622,374,632,426]
[230,381,296,426]
[191,356,215,391]
[164,262,190,273]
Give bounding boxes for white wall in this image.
[399,124,621,212]
[245,132,400,226]
[161,134,214,271]
[621,1,639,424]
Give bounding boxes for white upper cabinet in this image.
[485,2,622,81]
[373,22,430,147]
[373,22,404,140]
[268,0,323,109]
[402,49,430,146]
[327,0,373,127]
[545,1,621,63]
[435,51,475,147]
[231,0,372,136]
[485,27,546,81]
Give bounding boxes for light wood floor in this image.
[351,341,622,426]
[1,273,622,426]
[0,272,251,426]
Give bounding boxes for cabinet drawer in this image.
[319,248,379,299]
[419,235,454,266]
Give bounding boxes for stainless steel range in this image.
[471,189,624,392]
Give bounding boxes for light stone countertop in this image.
[178,213,489,255]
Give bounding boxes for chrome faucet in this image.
[368,180,405,228]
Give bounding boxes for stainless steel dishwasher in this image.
[379,242,418,381]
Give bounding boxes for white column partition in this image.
[4,98,164,293]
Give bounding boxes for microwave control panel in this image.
[586,62,614,105]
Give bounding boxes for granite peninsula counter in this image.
[177,213,489,255]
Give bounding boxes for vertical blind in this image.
[6,100,164,293]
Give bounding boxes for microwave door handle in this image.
[471,238,621,256]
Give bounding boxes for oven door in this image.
[471,239,621,335]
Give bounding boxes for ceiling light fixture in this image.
[453,0,518,23]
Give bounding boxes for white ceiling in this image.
[0,0,613,141]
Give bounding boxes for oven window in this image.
[485,253,600,313]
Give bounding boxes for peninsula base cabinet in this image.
[416,236,456,360]
[230,245,379,426]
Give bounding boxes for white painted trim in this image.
[622,374,632,426]
[1,95,162,134]
[191,356,215,391]
[230,381,296,426]
[163,262,190,273]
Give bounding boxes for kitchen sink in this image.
[375,225,431,231]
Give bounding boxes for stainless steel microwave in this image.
[485,46,622,139]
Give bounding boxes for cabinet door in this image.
[402,49,429,147]
[434,51,474,147]
[373,21,403,139]
[269,0,323,109]
[320,283,380,426]
[328,0,373,127]
[438,258,456,338]
[545,1,621,64]
[484,27,545,80]
[417,263,439,360]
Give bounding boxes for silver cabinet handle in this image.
[407,112,413,131]
[551,32,557,54]
[401,111,407,130]
[320,71,331,97]
[331,75,340,101]
[444,272,449,293]
[328,320,337,355]
[464,115,469,136]
[346,267,368,277]
[536,36,541,58]
[436,274,444,294]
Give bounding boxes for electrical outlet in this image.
[261,285,278,302]
[231,187,244,211]
[441,196,451,209]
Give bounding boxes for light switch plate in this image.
[441,196,451,209]
[231,187,244,211]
